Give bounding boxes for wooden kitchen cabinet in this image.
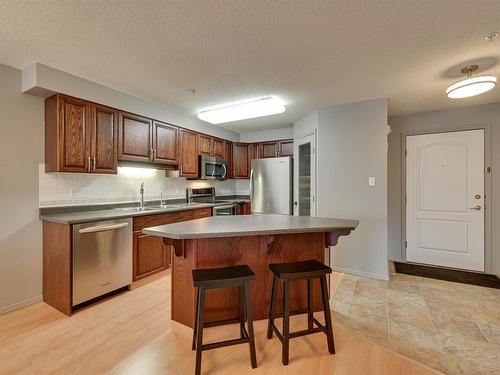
[152,121,178,165]
[248,143,259,161]
[133,208,211,280]
[225,141,234,179]
[233,143,250,178]
[118,112,152,163]
[179,129,199,177]
[279,139,294,157]
[91,104,119,173]
[198,134,225,158]
[260,141,279,158]
[45,94,118,173]
[214,138,225,157]
[198,134,213,156]
[237,202,251,215]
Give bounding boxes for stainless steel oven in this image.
[199,155,228,180]
[213,204,237,216]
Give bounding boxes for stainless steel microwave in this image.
[199,155,228,180]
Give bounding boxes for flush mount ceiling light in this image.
[197,97,286,124]
[446,65,496,99]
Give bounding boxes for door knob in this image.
[293,201,298,206]
[469,205,482,211]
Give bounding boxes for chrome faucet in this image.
[139,181,145,208]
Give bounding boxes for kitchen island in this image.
[144,214,358,328]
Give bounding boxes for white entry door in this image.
[293,133,316,217]
[406,130,484,271]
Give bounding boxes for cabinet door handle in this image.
[87,156,91,172]
[93,156,96,172]
[150,148,154,161]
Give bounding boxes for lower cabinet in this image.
[133,207,212,280]
[237,202,251,215]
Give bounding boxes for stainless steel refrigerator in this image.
[250,156,293,215]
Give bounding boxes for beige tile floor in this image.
[331,271,500,374]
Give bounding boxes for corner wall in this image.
[0,64,44,313]
[317,99,389,280]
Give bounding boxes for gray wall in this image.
[0,64,44,313]
[293,100,389,280]
[388,102,500,275]
[317,99,389,280]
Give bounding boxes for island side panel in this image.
[171,239,197,327]
[171,232,325,328]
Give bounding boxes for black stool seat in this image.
[267,259,335,366]
[192,265,257,375]
[192,265,256,287]
[269,260,332,279]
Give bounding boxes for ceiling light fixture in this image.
[197,97,286,124]
[446,65,496,99]
[484,31,498,41]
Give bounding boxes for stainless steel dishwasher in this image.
[72,218,132,306]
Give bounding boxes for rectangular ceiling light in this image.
[197,97,286,124]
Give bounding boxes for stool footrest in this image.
[202,336,250,351]
[203,317,241,328]
[290,326,326,338]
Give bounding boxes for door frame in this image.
[401,123,492,273]
[293,130,317,217]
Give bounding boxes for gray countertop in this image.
[40,199,250,224]
[143,214,359,239]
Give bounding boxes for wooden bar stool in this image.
[192,265,257,375]
[267,259,335,365]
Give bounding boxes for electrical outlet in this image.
[368,177,376,187]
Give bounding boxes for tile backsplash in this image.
[39,164,248,207]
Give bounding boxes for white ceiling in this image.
[1,0,500,133]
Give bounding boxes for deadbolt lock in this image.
[475,194,482,199]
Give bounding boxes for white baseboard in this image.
[331,265,389,281]
[0,295,43,315]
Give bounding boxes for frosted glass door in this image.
[293,133,316,216]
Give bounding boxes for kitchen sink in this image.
[115,207,158,212]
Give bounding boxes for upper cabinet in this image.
[225,141,234,179]
[91,104,119,173]
[198,134,225,158]
[118,112,152,163]
[260,141,278,158]
[258,140,293,158]
[198,134,213,156]
[179,129,199,177]
[214,138,225,158]
[278,140,294,157]
[153,121,178,165]
[45,94,117,174]
[233,143,249,179]
[45,93,291,177]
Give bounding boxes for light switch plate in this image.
[368,177,376,187]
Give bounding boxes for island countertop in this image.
[143,214,359,239]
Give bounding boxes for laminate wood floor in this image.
[0,270,440,375]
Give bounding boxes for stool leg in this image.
[267,275,278,339]
[307,278,313,330]
[282,279,290,365]
[244,281,257,369]
[238,285,246,339]
[192,287,200,350]
[195,286,206,375]
[320,275,335,354]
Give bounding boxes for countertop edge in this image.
[142,224,358,240]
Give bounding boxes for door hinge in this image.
[405,149,407,156]
[312,195,315,203]
[405,195,407,204]
[312,147,315,155]
[486,166,491,173]
[405,241,407,248]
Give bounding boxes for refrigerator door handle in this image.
[250,168,254,202]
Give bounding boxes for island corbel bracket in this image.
[162,237,186,258]
[325,228,355,247]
